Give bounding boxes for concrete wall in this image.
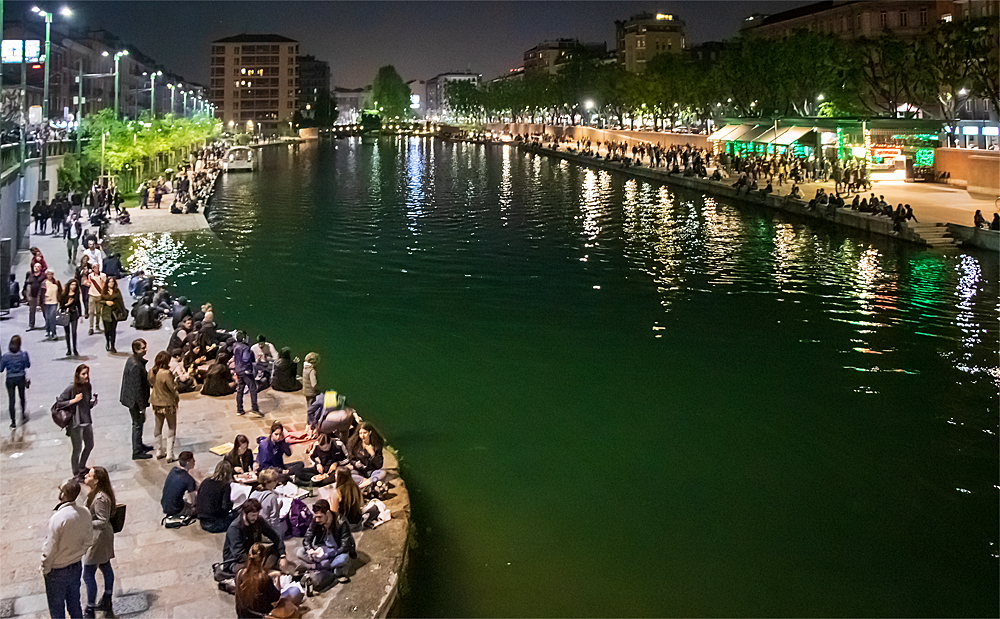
[932,148,1000,197]
[0,156,65,270]
[488,123,710,149]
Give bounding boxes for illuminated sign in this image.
[961,126,979,135]
[872,147,902,158]
[655,13,674,20]
[2,40,41,63]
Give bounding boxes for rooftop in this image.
[213,33,298,43]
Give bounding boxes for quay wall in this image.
[489,122,710,149]
[932,148,1000,197]
[521,144,927,246]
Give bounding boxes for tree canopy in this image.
[371,65,412,120]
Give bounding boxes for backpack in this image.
[285,498,312,538]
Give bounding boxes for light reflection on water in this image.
[113,139,999,618]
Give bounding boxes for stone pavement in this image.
[108,190,210,237]
[1,228,409,618]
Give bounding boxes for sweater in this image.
[149,368,179,408]
[41,501,94,573]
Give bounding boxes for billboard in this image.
[2,40,42,63]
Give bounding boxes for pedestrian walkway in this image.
[2,230,409,618]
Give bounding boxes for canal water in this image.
[121,139,998,617]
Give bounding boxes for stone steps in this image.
[908,223,961,248]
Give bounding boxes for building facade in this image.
[425,72,480,122]
[615,13,687,72]
[333,86,372,125]
[210,34,299,134]
[741,0,998,39]
[522,39,607,75]
[297,54,330,120]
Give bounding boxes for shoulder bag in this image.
[55,309,70,327]
[110,504,127,533]
[51,399,74,429]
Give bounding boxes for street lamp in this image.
[182,90,188,117]
[145,70,162,116]
[113,50,128,119]
[31,5,72,197]
[167,83,176,116]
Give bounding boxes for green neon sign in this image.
[915,148,934,167]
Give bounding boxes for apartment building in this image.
[615,13,687,72]
[210,34,299,134]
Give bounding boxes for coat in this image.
[85,491,115,565]
[99,288,125,323]
[119,355,150,409]
[149,367,179,408]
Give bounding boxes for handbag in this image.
[51,400,74,429]
[112,306,127,322]
[110,504,127,533]
[55,310,70,327]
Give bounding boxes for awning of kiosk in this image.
[707,124,743,141]
[723,124,765,142]
[773,126,815,145]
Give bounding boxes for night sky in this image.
[15,1,813,87]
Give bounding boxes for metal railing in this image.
[1,140,87,177]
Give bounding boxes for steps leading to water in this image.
[907,223,962,248]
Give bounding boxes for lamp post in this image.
[113,49,128,119]
[182,90,188,117]
[30,6,71,196]
[168,83,176,116]
[147,71,162,116]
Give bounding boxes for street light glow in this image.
[102,51,109,57]
[817,94,825,101]
[31,6,41,13]
[60,7,72,16]
[584,100,594,110]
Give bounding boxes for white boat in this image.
[222,146,256,172]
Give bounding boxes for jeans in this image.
[64,319,79,355]
[235,372,258,414]
[67,237,78,263]
[43,303,58,338]
[44,561,83,619]
[82,562,113,608]
[103,319,118,350]
[295,548,351,577]
[6,376,27,426]
[128,405,146,455]
[352,468,386,487]
[69,424,95,475]
[27,296,39,329]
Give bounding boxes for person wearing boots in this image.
[119,339,153,460]
[148,351,180,461]
[82,467,117,618]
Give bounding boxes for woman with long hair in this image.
[348,422,385,487]
[148,351,180,461]
[249,468,287,539]
[0,335,30,428]
[99,277,125,353]
[56,364,98,476]
[59,279,83,357]
[224,434,255,475]
[234,543,280,619]
[196,460,237,533]
[334,467,363,527]
[83,466,116,617]
[41,270,62,341]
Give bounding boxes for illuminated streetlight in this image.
[32,5,72,194]
[113,50,129,119]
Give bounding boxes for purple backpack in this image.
[286,498,311,538]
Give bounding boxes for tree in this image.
[371,65,412,120]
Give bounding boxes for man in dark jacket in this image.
[296,499,354,586]
[132,295,160,330]
[220,498,287,579]
[232,331,260,417]
[23,262,45,330]
[171,297,192,329]
[119,339,152,459]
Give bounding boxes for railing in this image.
[1,139,88,177]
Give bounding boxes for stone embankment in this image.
[1,189,411,619]
[519,143,997,251]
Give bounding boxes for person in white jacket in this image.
[41,478,94,619]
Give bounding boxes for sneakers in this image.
[301,574,314,597]
[252,409,264,417]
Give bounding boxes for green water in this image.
[120,139,998,617]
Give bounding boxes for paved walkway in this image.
[1,228,409,618]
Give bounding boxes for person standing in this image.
[66,214,81,265]
[82,467,116,618]
[81,239,101,275]
[41,271,62,341]
[302,352,320,411]
[120,339,153,460]
[99,278,125,353]
[149,351,180,461]
[232,332,260,417]
[23,262,45,332]
[41,478,94,619]
[77,257,91,321]
[1,335,30,428]
[56,364,98,477]
[59,280,83,357]
[87,264,106,336]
